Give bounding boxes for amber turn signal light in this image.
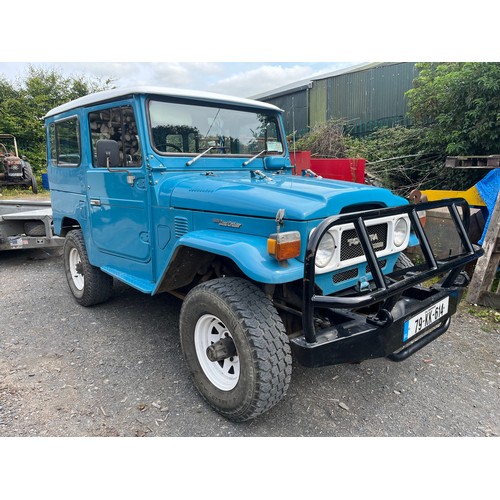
[268,231,301,261]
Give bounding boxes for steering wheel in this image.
[164,143,183,153]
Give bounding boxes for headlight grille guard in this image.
[302,198,484,344]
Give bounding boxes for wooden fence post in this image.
[467,191,500,308]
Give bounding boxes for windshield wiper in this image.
[186,146,215,166]
[186,146,228,166]
[242,149,267,166]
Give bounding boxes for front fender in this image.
[172,229,304,285]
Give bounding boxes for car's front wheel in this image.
[179,277,292,422]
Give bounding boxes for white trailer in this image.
[0,199,64,251]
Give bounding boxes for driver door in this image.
[86,103,150,264]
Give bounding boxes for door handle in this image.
[90,199,101,206]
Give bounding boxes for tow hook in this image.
[453,271,470,287]
[206,337,237,362]
[366,308,394,328]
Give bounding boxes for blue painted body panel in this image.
[175,230,304,284]
[45,89,409,296]
[166,171,403,220]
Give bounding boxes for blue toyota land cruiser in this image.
[45,87,482,421]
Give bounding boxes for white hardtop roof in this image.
[44,86,283,118]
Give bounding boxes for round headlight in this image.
[393,218,408,247]
[316,232,336,268]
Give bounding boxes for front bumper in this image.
[291,285,461,367]
[293,198,483,367]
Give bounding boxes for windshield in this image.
[148,99,284,156]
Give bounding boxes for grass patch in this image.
[466,303,500,324]
[0,186,50,200]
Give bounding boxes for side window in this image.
[89,105,142,167]
[49,117,81,167]
[49,123,57,162]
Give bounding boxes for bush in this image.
[294,119,351,158]
[347,126,484,195]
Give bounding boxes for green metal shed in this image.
[252,62,419,138]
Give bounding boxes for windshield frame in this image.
[146,96,286,159]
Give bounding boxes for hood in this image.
[167,172,406,221]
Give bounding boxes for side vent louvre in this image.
[174,217,189,238]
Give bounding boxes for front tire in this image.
[394,251,413,270]
[179,277,292,422]
[63,229,113,306]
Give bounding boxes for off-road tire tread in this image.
[180,277,292,422]
[64,229,113,307]
[395,252,413,270]
[24,221,46,237]
[30,176,38,194]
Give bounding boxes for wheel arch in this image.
[154,230,304,294]
[155,244,244,294]
[59,216,81,237]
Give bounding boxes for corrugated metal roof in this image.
[249,62,388,100]
[253,62,419,139]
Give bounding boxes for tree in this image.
[407,62,500,156]
[0,66,113,174]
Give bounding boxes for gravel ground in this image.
[0,247,499,438]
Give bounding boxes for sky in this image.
[2,2,494,102]
[0,61,359,99]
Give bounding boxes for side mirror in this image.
[95,139,135,187]
[96,139,120,168]
[264,156,287,170]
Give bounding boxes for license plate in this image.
[8,237,24,248]
[8,172,23,177]
[404,297,449,341]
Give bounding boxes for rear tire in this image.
[63,229,113,306]
[22,162,37,194]
[179,277,292,422]
[30,176,38,194]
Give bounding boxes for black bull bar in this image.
[292,198,484,367]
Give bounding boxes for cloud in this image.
[209,64,317,97]
[0,61,359,99]
[47,62,226,90]
[207,63,358,97]
[147,62,223,88]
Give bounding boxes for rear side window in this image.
[49,117,81,167]
[89,105,142,167]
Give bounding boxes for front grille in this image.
[366,259,387,274]
[340,223,388,261]
[333,268,358,283]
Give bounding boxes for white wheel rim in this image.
[69,247,84,291]
[194,314,240,391]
